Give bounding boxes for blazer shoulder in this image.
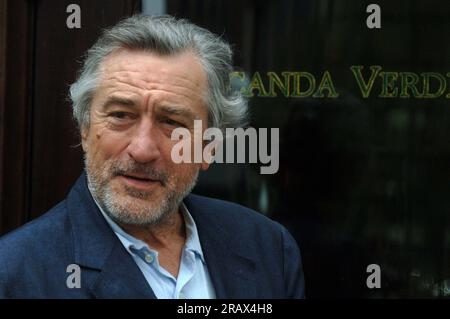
[0,200,70,259]
[0,200,75,298]
[186,193,285,233]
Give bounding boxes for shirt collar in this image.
[181,201,205,262]
[91,193,206,263]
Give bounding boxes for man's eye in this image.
[162,118,184,127]
[109,112,131,120]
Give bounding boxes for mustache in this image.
[110,161,169,186]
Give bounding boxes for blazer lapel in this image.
[66,174,156,299]
[199,232,258,298]
[89,240,156,299]
[184,195,259,298]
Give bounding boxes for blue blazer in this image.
[0,174,305,298]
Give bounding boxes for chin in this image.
[105,194,168,225]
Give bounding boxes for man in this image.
[0,15,305,298]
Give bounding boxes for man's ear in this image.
[80,126,89,152]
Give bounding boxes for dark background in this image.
[0,0,449,298]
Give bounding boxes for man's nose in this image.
[127,121,161,163]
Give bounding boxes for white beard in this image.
[84,155,199,226]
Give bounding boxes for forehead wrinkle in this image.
[100,75,207,106]
[102,69,206,94]
[100,47,207,79]
[101,54,206,86]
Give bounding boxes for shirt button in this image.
[144,254,153,263]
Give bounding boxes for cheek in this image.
[90,130,130,159]
[161,140,200,171]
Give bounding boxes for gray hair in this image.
[69,14,247,132]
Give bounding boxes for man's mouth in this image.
[118,173,163,189]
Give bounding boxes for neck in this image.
[119,209,187,278]
[119,209,186,251]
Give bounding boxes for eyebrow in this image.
[159,105,200,120]
[101,96,138,110]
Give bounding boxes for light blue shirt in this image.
[93,197,216,299]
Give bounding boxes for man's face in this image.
[82,48,210,226]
